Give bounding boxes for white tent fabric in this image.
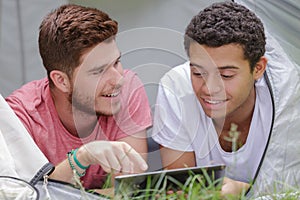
[0,94,48,182]
[235,0,300,197]
[236,0,300,67]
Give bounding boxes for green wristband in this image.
[67,151,86,177]
[73,148,90,170]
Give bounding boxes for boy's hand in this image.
[221,177,250,196]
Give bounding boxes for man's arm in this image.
[50,130,148,184]
[49,140,148,184]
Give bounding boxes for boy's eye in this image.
[221,74,233,78]
[193,72,207,77]
[220,73,234,79]
[191,67,207,77]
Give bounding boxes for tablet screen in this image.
[114,164,225,198]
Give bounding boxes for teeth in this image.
[103,91,120,97]
[205,99,224,104]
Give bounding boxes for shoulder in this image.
[161,61,190,82]
[121,69,146,96]
[159,62,194,98]
[123,69,142,85]
[6,78,50,112]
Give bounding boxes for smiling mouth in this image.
[102,91,120,97]
[203,99,226,105]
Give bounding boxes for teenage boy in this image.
[152,1,300,196]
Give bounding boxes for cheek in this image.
[191,77,201,92]
[226,79,253,100]
[76,78,101,96]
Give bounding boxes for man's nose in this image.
[106,67,124,87]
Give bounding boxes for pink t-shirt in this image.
[6,69,152,189]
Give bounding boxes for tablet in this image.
[114,164,225,198]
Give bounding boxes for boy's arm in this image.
[118,130,148,163]
[159,145,196,169]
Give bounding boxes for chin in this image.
[204,110,226,120]
[96,104,121,116]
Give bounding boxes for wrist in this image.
[74,147,91,169]
[67,150,86,177]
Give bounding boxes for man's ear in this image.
[49,70,71,93]
[253,56,267,80]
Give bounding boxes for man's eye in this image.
[92,69,104,75]
[114,60,121,67]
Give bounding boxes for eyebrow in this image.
[87,64,107,73]
[87,53,121,73]
[190,62,239,70]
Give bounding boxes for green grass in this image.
[72,163,300,200]
[74,123,300,199]
[113,168,244,200]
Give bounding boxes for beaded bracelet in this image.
[67,150,86,177]
[73,148,90,170]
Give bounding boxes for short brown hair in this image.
[38,4,118,86]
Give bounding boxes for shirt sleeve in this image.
[151,69,194,152]
[114,70,152,139]
[5,95,33,135]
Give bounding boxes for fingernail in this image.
[141,163,148,171]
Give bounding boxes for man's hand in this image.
[221,177,250,196]
[77,141,148,174]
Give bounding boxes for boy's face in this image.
[189,42,258,120]
[70,39,124,116]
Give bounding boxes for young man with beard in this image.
[6,4,152,190]
[152,1,300,197]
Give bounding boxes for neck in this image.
[50,88,97,138]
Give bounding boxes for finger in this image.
[98,155,112,173]
[117,151,133,174]
[104,150,122,173]
[112,143,134,174]
[121,143,148,172]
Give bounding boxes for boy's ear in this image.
[49,70,71,93]
[253,56,267,80]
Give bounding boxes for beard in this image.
[68,90,100,117]
[68,90,119,117]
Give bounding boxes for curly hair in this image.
[184,2,266,71]
[38,4,118,86]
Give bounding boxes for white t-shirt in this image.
[152,61,272,183]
